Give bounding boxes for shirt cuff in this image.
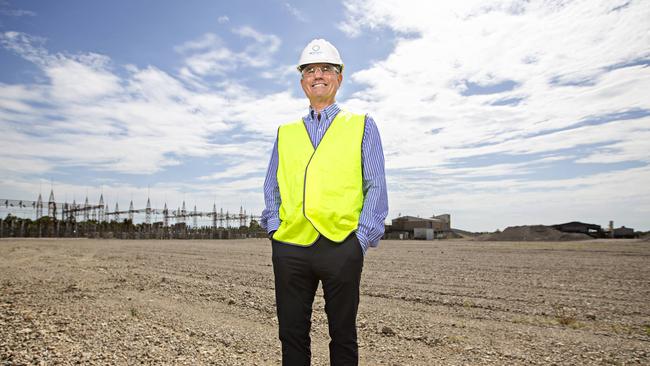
[265,217,280,234]
[355,231,370,255]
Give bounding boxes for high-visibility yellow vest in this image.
[273,111,365,245]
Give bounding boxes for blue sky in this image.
[1,0,649,232]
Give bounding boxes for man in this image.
[261,38,388,365]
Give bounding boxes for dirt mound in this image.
[477,225,592,241]
[640,233,650,241]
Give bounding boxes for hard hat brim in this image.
[297,64,344,73]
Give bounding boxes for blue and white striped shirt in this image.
[261,103,388,254]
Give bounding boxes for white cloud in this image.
[1,32,121,102]
[284,3,308,22]
[0,30,300,179]
[175,33,238,77]
[174,33,222,54]
[340,0,650,229]
[0,31,49,64]
[45,56,122,102]
[0,1,36,17]
[176,27,282,78]
[0,156,51,175]
[386,164,650,231]
[232,26,282,67]
[198,162,262,181]
[342,1,650,153]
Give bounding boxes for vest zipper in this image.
[301,120,319,234]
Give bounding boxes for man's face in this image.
[300,63,343,107]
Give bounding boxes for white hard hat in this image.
[297,38,344,72]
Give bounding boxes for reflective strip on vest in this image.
[273,111,365,245]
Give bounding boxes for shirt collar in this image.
[307,103,340,122]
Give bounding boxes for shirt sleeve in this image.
[260,132,281,234]
[355,114,389,254]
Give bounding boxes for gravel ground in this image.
[1,238,649,365]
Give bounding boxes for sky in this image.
[0,0,649,232]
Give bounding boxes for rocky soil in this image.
[1,238,649,365]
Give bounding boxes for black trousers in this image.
[272,233,364,366]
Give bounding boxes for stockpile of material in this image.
[477,225,592,241]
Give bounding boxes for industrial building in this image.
[552,221,637,239]
[385,214,452,240]
[551,221,604,237]
[612,226,635,238]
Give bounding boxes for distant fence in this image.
[0,215,266,240]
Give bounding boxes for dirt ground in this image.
[1,238,649,365]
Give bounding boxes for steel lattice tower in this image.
[84,196,90,221]
[47,189,56,218]
[212,203,217,228]
[36,193,43,219]
[98,194,104,222]
[72,199,77,221]
[128,200,134,222]
[145,197,151,224]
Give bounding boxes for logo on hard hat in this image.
[309,44,322,56]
